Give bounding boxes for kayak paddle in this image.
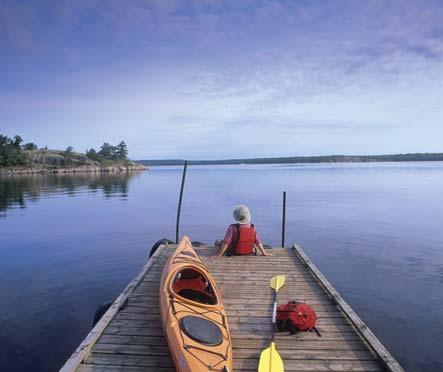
[258,275,286,372]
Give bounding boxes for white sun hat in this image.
[233,205,251,224]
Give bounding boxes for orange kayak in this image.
[159,236,233,372]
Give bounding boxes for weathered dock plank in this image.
[61,243,403,371]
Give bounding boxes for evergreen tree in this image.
[64,146,74,156]
[24,142,38,150]
[0,135,8,147]
[116,141,128,160]
[86,148,99,161]
[63,146,74,166]
[13,135,23,149]
[0,134,28,166]
[99,142,116,160]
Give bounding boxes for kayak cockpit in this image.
[172,267,218,305]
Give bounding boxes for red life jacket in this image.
[232,224,256,255]
[276,301,317,332]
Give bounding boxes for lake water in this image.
[1,163,443,371]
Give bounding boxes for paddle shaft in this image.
[271,288,278,341]
[258,275,286,372]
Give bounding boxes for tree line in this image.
[0,135,35,166]
[140,152,443,166]
[85,141,128,162]
[0,134,129,167]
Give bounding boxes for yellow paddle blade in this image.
[258,342,284,372]
[270,275,286,292]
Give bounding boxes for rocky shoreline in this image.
[0,164,147,176]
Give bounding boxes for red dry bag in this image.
[276,301,317,333]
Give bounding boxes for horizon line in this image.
[136,151,443,162]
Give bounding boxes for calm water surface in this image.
[1,163,443,371]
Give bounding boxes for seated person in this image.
[217,205,270,256]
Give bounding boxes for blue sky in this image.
[1,0,442,159]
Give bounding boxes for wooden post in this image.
[176,161,188,243]
[281,191,286,247]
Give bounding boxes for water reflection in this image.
[0,172,141,213]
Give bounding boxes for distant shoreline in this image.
[138,152,443,166]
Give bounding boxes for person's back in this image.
[217,205,270,257]
[226,223,256,255]
[233,223,256,255]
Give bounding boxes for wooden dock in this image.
[60,243,404,371]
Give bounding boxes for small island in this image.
[0,134,147,176]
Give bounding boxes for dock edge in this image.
[292,243,404,372]
[58,242,168,372]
